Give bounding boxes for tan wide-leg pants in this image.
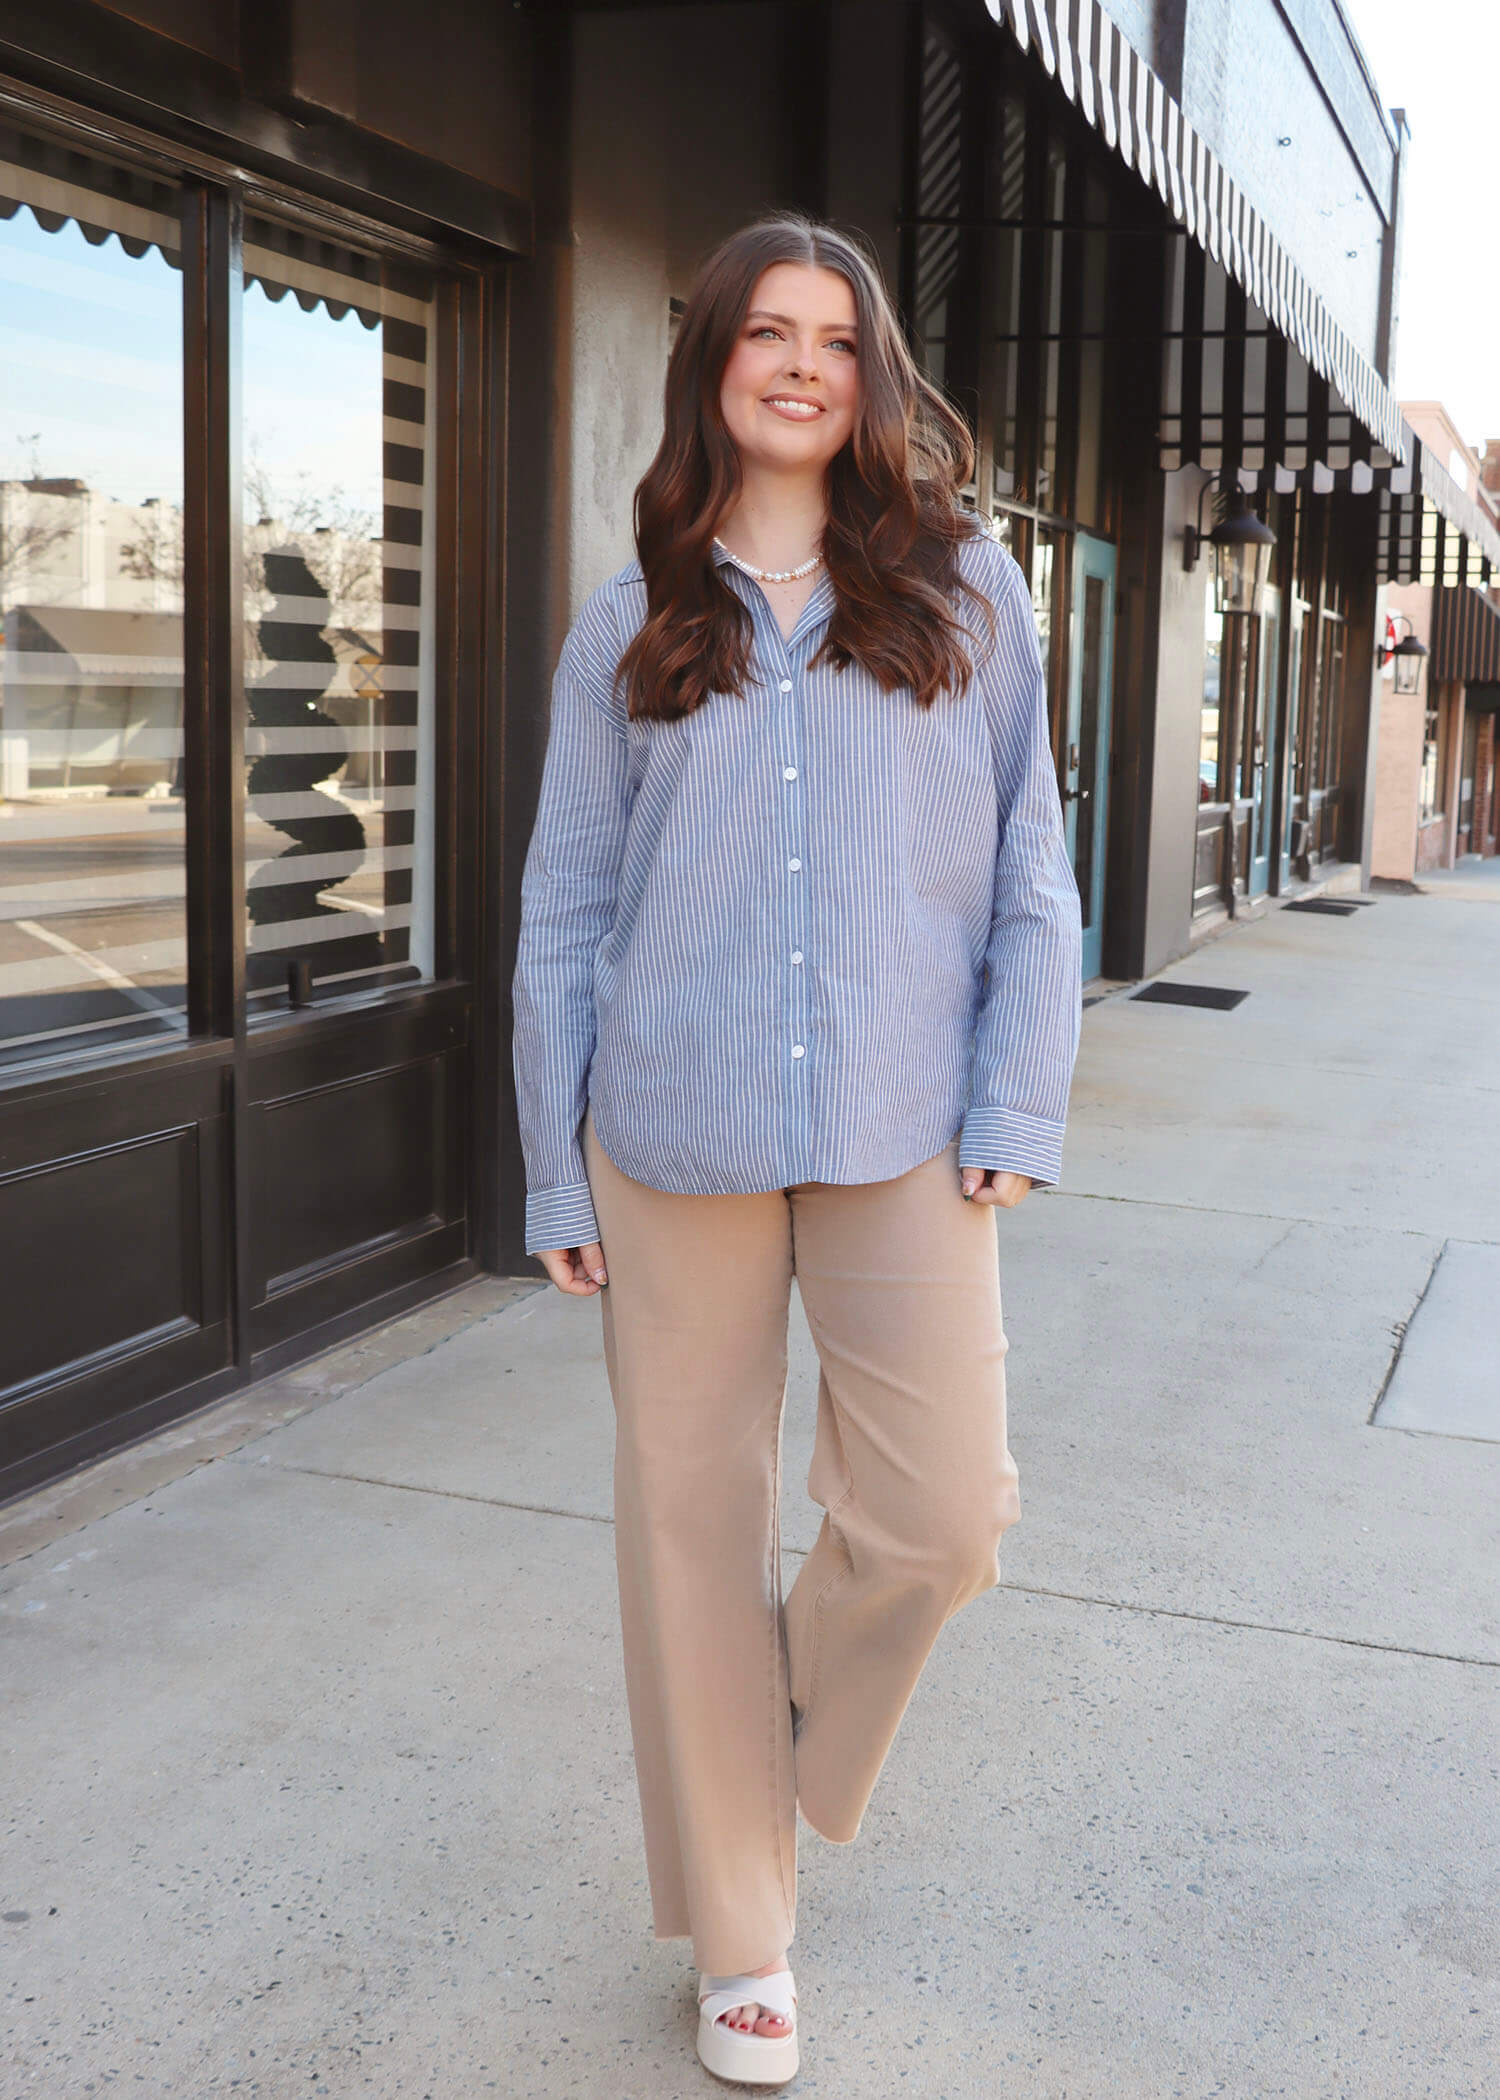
[581,1104,1021,1977]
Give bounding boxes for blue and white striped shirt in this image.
[511,522,1082,1255]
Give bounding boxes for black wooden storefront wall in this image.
[0,87,503,1501]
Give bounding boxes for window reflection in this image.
[1029,528,1063,725]
[241,217,435,1007]
[1201,596,1223,802]
[0,126,185,1067]
[1075,572,1105,924]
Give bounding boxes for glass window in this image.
[1311,613,1345,799]
[1457,708,1478,841]
[1419,699,1444,822]
[1201,595,1223,803]
[985,85,1026,500]
[1072,171,1109,530]
[1253,594,1280,861]
[1029,529,1054,706]
[0,127,186,1069]
[912,23,966,392]
[1036,131,1066,510]
[1028,525,1066,731]
[1074,570,1105,921]
[240,213,437,1010]
[1202,602,1258,807]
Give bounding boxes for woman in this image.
[511,211,1082,2086]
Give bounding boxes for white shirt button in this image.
[787,856,801,871]
[791,950,803,965]
[783,766,798,781]
[791,1043,805,1058]
[779,678,793,692]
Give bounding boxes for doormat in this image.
[1282,898,1361,916]
[1132,982,1249,1010]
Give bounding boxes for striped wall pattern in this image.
[982,0,1407,460]
[511,529,1083,1256]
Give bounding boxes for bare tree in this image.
[0,438,79,604]
[118,448,385,658]
[117,501,185,593]
[244,448,382,631]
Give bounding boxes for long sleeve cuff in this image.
[958,1105,1067,1188]
[524,1181,601,1257]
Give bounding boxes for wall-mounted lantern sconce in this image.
[1184,473,1277,616]
[1378,610,1428,695]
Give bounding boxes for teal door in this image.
[1063,533,1115,982]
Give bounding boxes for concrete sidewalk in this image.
[4,877,1498,2099]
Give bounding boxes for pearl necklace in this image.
[712,536,824,584]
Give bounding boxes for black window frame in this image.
[0,76,491,1098]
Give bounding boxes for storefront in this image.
[0,6,533,1498]
[905,8,1150,980]
[1370,412,1500,879]
[907,0,1500,971]
[904,0,1406,978]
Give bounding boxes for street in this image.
[3,869,1497,2099]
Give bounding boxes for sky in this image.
[1341,0,1500,448]
[0,208,383,518]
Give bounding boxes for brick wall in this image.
[1370,682,1425,879]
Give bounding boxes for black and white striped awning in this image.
[1376,442,1500,586]
[1431,582,1500,684]
[981,0,1406,462]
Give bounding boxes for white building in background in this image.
[0,477,183,799]
[0,477,184,614]
[1,477,381,799]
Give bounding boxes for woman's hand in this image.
[960,1168,1033,1209]
[538,1241,609,1294]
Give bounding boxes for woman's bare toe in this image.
[704,1954,793,2039]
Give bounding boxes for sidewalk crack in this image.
[1367,1239,1446,1425]
[990,1578,1498,1671]
[253,1461,1498,1670]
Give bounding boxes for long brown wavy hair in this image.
[616,212,998,721]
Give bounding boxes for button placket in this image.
[770,634,811,1131]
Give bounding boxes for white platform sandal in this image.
[696,1967,799,2086]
